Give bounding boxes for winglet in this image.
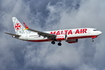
[23,22,29,30]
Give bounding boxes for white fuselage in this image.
[18,28,102,42]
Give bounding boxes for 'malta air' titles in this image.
[50,29,87,35]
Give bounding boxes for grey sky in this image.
[0,0,105,70]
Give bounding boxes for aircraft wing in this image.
[23,23,56,40]
[5,32,21,37]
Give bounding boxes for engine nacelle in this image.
[66,39,78,43]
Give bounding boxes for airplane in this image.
[5,17,102,46]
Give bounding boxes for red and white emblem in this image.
[15,23,21,30]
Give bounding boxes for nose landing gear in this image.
[92,38,94,42]
[92,36,97,42]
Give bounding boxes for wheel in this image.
[58,43,62,46]
[51,41,55,44]
[92,38,94,42]
[92,39,94,42]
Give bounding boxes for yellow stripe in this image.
[24,28,29,30]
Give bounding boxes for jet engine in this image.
[66,39,78,43]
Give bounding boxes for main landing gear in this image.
[58,42,62,46]
[51,41,62,46]
[51,41,55,44]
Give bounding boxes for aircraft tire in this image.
[58,43,62,46]
[51,41,55,44]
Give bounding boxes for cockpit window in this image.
[93,29,98,31]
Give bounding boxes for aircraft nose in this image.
[98,31,102,35]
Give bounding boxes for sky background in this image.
[0,0,105,70]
